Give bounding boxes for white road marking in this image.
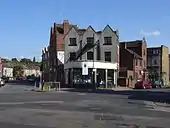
[0,101,64,105]
[77,93,87,96]
[90,107,101,110]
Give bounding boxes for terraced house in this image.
[42,20,77,86]
[64,25,119,88]
[118,38,147,88]
[147,45,169,86]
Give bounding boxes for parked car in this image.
[151,80,162,88]
[135,80,152,89]
[2,76,9,83]
[0,77,5,86]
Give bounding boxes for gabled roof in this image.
[77,29,86,35]
[103,24,118,36]
[86,25,96,33]
[103,24,115,33]
[63,25,79,39]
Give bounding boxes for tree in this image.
[13,65,23,77]
[11,58,18,62]
[33,57,36,63]
[40,61,43,71]
[20,58,32,64]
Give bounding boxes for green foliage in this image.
[13,65,23,77]
[148,71,166,81]
[33,57,36,63]
[11,58,18,62]
[20,58,32,64]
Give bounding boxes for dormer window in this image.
[104,37,112,45]
[69,38,77,46]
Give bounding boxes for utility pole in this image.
[54,23,58,82]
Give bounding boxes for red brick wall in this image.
[56,35,64,51]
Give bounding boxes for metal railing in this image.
[43,82,60,91]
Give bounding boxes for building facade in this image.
[2,67,13,78]
[147,45,169,85]
[42,20,77,84]
[64,25,119,88]
[118,38,147,88]
[169,54,170,81]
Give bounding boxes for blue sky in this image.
[0,0,170,60]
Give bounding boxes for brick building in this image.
[118,38,147,88]
[42,20,77,86]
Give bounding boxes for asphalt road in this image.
[0,82,170,127]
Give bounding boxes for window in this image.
[87,52,94,60]
[153,50,156,54]
[69,38,77,46]
[70,52,76,61]
[136,60,138,66]
[153,59,157,65]
[140,60,142,66]
[153,49,159,54]
[87,37,94,44]
[105,52,111,62]
[143,49,145,55]
[104,37,112,45]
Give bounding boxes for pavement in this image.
[0,82,170,127]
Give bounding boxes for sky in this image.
[0,0,170,60]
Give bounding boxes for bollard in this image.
[34,81,36,88]
[39,82,42,90]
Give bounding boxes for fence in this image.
[43,82,60,91]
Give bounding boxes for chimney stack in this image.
[120,42,127,49]
[63,20,69,34]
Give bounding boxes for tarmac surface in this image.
[0,81,170,127]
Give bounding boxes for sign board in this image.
[82,62,88,75]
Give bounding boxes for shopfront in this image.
[64,61,118,89]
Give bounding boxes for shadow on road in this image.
[7,80,34,86]
[68,88,170,104]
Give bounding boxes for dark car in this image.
[2,76,9,83]
[152,81,162,88]
[135,80,152,89]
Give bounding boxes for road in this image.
[0,82,170,127]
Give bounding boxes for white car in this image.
[0,78,5,86]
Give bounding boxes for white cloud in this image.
[140,29,160,36]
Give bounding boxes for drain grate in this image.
[94,115,124,121]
